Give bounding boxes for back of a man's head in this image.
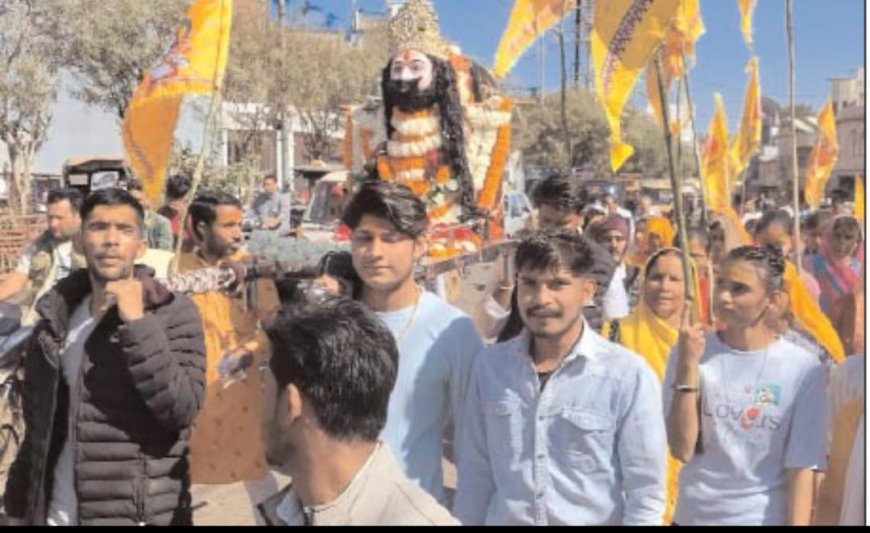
[341,181,428,238]
[531,173,587,214]
[267,298,399,442]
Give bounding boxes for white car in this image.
[503,190,534,238]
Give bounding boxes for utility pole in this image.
[275,0,291,193]
[538,33,545,103]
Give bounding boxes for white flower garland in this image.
[387,134,443,158]
[391,115,440,137]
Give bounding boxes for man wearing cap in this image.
[591,215,638,321]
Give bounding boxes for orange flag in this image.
[737,0,757,47]
[662,0,705,79]
[122,0,233,205]
[785,262,846,363]
[730,57,762,180]
[592,0,680,172]
[494,0,577,79]
[702,94,731,212]
[803,101,840,209]
[647,0,704,133]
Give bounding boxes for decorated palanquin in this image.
[343,0,513,259]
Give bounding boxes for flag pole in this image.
[169,89,224,276]
[786,0,803,276]
[169,0,230,275]
[558,0,572,167]
[680,53,708,230]
[654,55,695,303]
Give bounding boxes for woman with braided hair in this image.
[663,246,828,525]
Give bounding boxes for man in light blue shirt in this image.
[340,181,483,504]
[454,229,666,525]
[251,174,290,231]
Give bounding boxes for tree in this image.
[225,1,389,165]
[52,0,189,120]
[513,88,695,179]
[0,0,58,213]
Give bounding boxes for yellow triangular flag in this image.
[702,94,732,212]
[803,101,840,209]
[737,0,757,47]
[592,0,680,172]
[122,0,233,205]
[494,0,577,79]
[730,57,762,180]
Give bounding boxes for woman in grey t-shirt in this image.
[664,245,828,526]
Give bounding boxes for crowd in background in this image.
[0,171,864,526]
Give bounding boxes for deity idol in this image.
[343,0,513,256]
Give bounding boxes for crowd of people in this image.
[0,170,864,526]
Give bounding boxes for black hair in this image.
[831,188,849,203]
[709,220,726,245]
[722,245,786,294]
[341,181,428,238]
[165,174,192,201]
[80,188,145,233]
[645,248,683,277]
[531,173,588,214]
[756,209,792,236]
[127,178,144,192]
[803,211,823,232]
[832,216,862,241]
[188,190,243,240]
[381,56,476,217]
[515,229,595,278]
[47,188,84,212]
[745,219,760,237]
[682,225,711,252]
[267,298,398,442]
[263,174,277,184]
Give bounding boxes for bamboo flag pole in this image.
[680,53,709,230]
[169,89,224,275]
[786,0,803,277]
[654,56,695,302]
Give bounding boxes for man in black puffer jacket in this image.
[3,189,206,526]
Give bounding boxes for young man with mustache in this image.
[454,229,666,525]
[179,191,282,524]
[0,188,87,326]
[4,188,206,525]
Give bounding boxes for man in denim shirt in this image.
[454,229,666,525]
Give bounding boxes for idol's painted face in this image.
[390,49,434,91]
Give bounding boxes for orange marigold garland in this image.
[476,98,513,212]
[377,155,394,181]
[342,112,354,170]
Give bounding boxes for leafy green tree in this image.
[0,0,59,213]
[512,88,696,179]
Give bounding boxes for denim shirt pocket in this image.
[483,399,522,467]
[556,408,615,474]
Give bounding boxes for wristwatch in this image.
[672,384,700,393]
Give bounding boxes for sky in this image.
[296,0,865,128]
[28,0,865,174]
